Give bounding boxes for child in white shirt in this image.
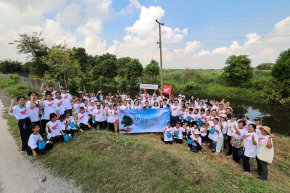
[191,130,202,153]
[162,122,174,144]
[27,124,53,157]
[46,113,64,143]
[78,107,91,131]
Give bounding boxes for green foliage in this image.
[144,60,160,77]
[256,63,274,70]
[222,55,253,86]
[92,54,117,79]
[0,59,23,74]
[11,32,49,76]
[272,48,290,82]
[44,47,83,90]
[0,77,32,98]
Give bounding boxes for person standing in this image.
[9,97,32,152]
[256,126,274,181]
[61,87,73,115]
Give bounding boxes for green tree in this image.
[92,55,117,79]
[222,55,253,86]
[44,47,83,92]
[144,60,160,76]
[256,63,274,70]
[10,32,49,76]
[272,48,290,82]
[0,59,23,74]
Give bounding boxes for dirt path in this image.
[0,100,81,193]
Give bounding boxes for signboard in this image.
[118,108,170,134]
[140,84,158,90]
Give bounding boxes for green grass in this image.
[4,113,290,193]
[0,77,34,98]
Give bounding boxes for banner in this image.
[140,84,158,90]
[162,85,172,95]
[118,108,170,134]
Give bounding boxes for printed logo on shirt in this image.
[259,137,265,141]
[20,109,27,115]
[244,134,250,140]
[63,95,68,99]
[58,101,63,106]
[79,115,84,120]
[52,123,58,130]
[48,102,54,107]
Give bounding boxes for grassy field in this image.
[3,113,290,193]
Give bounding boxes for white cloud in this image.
[1,1,290,69]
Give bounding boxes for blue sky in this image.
[1,0,290,68]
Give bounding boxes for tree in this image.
[44,47,83,91]
[272,48,290,82]
[144,59,160,76]
[10,32,49,76]
[92,53,117,79]
[256,63,274,70]
[0,59,23,74]
[222,55,253,86]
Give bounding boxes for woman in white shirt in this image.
[9,96,32,151]
[242,124,258,176]
[256,126,274,181]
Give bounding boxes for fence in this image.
[0,74,61,91]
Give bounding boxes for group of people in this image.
[8,85,274,181]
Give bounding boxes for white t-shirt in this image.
[11,105,30,120]
[200,127,207,137]
[28,133,43,149]
[65,116,76,130]
[164,127,174,141]
[227,120,238,136]
[54,98,66,115]
[221,121,228,134]
[78,112,89,125]
[170,105,180,116]
[120,105,130,110]
[26,101,40,122]
[61,93,72,109]
[243,132,259,158]
[46,120,63,140]
[173,127,183,140]
[87,105,96,115]
[43,100,59,120]
[94,108,104,122]
[107,108,117,123]
[191,135,202,146]
[210,124,222,141]
[73,103,81,114]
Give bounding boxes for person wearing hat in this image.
[231,120,247,163]
[120,100,130,110]
[170,99,180,126]
[256,126,274,181]
[226,114,238,156]
[87,100,96,115]
[93,102,104,129]
[72,98,81,115]
[191,130,202,153]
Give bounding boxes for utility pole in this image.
[156,19,164,89]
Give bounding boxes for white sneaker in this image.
[80,129,84,132]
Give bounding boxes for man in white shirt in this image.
[61,87,73,116]
[170,99,180,126]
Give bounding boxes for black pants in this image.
[243,155,251,172]
[257,157,268,180]
[94,121,104,129]
[27,143,53,156]
[103,121,107,129]
[40,119,49,136]
[232,146,241,163]
[192,143,202,152]
[164,141,173,144]
[210,140,217,152]
[18,118,32,150]
[108,123,114,132]
[227,136,233,155]
[201,136,207,143]
[79,123,90,131]
[175,139,183,144]
[170,116,179,126]
[50,135,64,143]
[65,129,78,137]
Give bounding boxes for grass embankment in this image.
[0,76,33,97]
[163,70,268,102]
[4,114,290,193]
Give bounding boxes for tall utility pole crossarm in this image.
[156,19,164,89]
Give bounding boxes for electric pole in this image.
[156,19,164,89]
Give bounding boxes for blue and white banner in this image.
[118,108,170,134]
